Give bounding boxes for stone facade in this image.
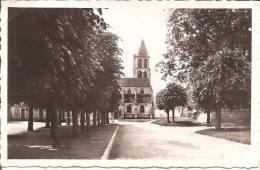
[119,40,154,119]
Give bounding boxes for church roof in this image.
[138,40,149,56]
[120,78,150,87]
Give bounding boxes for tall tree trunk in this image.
[105,112,109,124]
[166,110,170,123]
[86,112,90,129]
[72,109,79,136]
[215,105,222,130]
[45,108,51,128]
[103,112,107,124]
[67,110,71,125]
[39,108,43,121]
[27,105,34,131]
[21,108,25,121]
[58,109,62,126]
[114,111,118,119]
[93,111,97,126]
[62,110,65,122]
[50,106,59,148]
[97,111,101,125]
[172,108,175,123]
[101,112,104,125]
[80,111,85,133]
[206,109,211,124]
[100,112,103,125]
[181,106,184,117]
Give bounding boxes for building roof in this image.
[137,40,149,56]
[120,78,151,87]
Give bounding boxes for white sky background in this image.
[102,7,169,95]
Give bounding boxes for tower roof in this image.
[138,40,149,56]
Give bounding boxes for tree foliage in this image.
[9,8,123,108]
[156,82,187,122]
[158,9,251,129]
[8,8,123,146]
[156,89,169,112]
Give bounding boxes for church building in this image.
[119,40,154,119]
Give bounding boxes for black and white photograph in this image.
[1,1,260,169]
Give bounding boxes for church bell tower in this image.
[133,40,151,81]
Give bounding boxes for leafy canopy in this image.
[156,82,187,112]
[158,9,251,110]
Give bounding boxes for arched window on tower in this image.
[138,59,142,68]
[140,105,145,113]
[138,71,142,78]
[140,88,144,95]
[127,88,131,94]
[143,71,147,78]
[127,105,132,113]
[144,59,148,68]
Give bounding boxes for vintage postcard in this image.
[1,0,260,169]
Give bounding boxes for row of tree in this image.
[157,9,251,129]
[8,8,123,148]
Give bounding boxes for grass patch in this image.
[196,128,250,144]
[152,118,202,127]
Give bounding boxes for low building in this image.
[8,103,46,121]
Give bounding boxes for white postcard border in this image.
[1,1,260,168]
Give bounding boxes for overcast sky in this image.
[102,7,169,95]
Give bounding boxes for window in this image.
[127,88,131,94]
[143,71,147,78]
[140,88,144,94]
[144,59,148,68]
[138,59,142,68]
[127,105,132,113]
[140,105,145,113]
[138,71,142,78]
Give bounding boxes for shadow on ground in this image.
[8,124,117,159]
[196,127,250,144]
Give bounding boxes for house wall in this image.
[8,105,47,121]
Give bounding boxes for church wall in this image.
[123,103,153,114]
[121,87,152,95]
[120,40,154,119]
[120,102,153,119]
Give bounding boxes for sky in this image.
[102,7,169,95]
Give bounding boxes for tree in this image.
[191,83,214,124]
[84,31,123,126]
[165,83,187,123]
[158,9,251,129]
[27,106,33,131]
[156,83,187,123]
[156,89,170,123]
[200,48,250,129]
[8,8,123,147]
[108,87,122,119]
